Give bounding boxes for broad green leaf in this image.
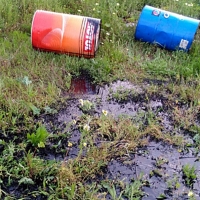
[18,177,34,185]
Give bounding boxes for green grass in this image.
[0,0,200,198]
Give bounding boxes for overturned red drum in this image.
[31,10,101,58]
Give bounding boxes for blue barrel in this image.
[135,5,200,51]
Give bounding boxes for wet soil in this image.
[41,76,200,199]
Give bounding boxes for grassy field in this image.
[0,0,200,199]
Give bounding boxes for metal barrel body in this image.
[31,10,101,58]
[135,5,200,51]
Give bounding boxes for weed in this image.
[25,150,58,183]
[79,99,95,113]
[29,104,41,116]
[27,125,49,148]
[44,106,57,114]
[150,169,163,178]
[123,179,145,199]
[182,164,197,187]
[102,181,124,200]
[155,157,168,168]
[172,106,198,130]
[101,178,144,200]
[88,114,149,158]
[18,177,34,185]
[166,175,181,190]
[57,162,77,193]
[111,87,136,103]
[193,133,200,149]
[0,141,25,184]
[190,125,200,150]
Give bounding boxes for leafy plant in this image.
[155,157,168,168]
[62,183,76,200]
[18,76,32,86]
[123,180,144,199]
[29,104,41,116]
[102,181,124,200]
[166,175,180,190]
[18,177,34,185]
[79,99,95,113]
[27,125,49,148]
[182,164,197,187]
[193,133,200,149]
[44,106,57,114]
[111,88,133,102]
[101,179,144,200]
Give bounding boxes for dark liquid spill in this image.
[69,76,96,95]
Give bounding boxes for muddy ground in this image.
[41,76,200,200]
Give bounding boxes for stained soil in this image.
[41,75,200,200]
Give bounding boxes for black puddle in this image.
[41,76,200,199]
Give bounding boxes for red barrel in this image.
[31,10,101,58]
